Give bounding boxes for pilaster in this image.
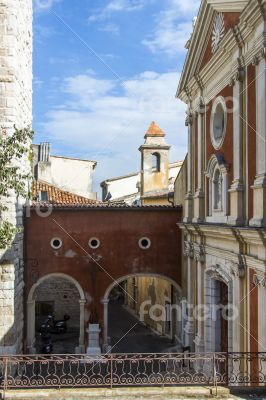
[184,113,194,223]
[228,67,245,226]
[193,103,205,223]
[250,49,266,227]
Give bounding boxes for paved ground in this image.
[108,300,181,353]
[36,328,79,354]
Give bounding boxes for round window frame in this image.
[138,237,151,250]
[50,237,62,250]
[89,237,100,249]
[210,96,227,150]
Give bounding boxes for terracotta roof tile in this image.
[32,181,98,205]
[145,121,165,138]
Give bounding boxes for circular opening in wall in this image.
[139,237,151,250]
[51,238,62,250]
[89,237,100,249]
[211,97,227,149]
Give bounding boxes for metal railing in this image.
[0,352,265,391]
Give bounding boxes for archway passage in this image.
[104,274,182,353]
[27,273,86,354]
[35,277,80,353]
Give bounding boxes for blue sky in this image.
[33,0,200,193]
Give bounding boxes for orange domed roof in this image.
[145,121,165,138]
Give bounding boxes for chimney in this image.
[39,142,51,162]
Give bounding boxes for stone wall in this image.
[0,0,32,354]
[35,278,80,329]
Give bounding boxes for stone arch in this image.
[27,273,86,354]
[102,273,182,346]
[205,265,233,353]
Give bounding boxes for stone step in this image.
[1,386,232,400]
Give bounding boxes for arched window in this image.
[213,168,222,210]
[206,154,228,222]
[152,153,160,172]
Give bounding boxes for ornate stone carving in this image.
[183,241,194,258]
[252,47,266,66]
[193,244,205,263]
[185,113,193,127]
[212,13,225,53]
[253,273,266,287]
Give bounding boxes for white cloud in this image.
[98,23,120,35]
[33,0,61,12]
[39,71,187,192]
[143,0,200,57]
[88,0,146,22]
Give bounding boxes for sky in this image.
[33,0,200,194]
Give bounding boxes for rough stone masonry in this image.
[0,0,32,354]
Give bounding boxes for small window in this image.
[51,238,62,249]
[139,237,151,249]
[213,169,222,210]
[152,153,160,172]
[89,237,100,249]
[39,190,48,202]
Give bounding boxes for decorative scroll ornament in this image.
[212,13,225,53]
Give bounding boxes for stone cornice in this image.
[177,0,263,104]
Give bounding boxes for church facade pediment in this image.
[177,0,249,103]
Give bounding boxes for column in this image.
[193,104,205,223]
[194,258,205,353]
[102,298,109,349]
[228,68,245,225]
[184,113,194,223]
[250,51,266,227]
[184,256,195,350]
[75,299,86,353]
[27,300,36,354]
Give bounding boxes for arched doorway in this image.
[205,266,233,353]
[102,274,182,353]
[27,273,86,354]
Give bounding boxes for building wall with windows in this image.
[33,143,97,200]
[25,205,182,352]
[177,0,266,354]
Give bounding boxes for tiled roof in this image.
[29,202,181,210]
[145,121,165,137]
[32,181,98,205]
[141,189,172,199]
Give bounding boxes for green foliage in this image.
[0,126,34,250]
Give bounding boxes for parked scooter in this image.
[39,332,53,354]
[39,314,70,334]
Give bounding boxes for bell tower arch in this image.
[139,122,170,198]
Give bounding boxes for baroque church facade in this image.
[177,0,266,355]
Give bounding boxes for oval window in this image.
[51,238,62,250]
[89,237,100,249]
[139,237,151,250]
[211,97,227,149]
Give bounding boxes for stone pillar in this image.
[193,105,205,223]
[194,258,205,353]
[184,113,194,223]
[86,324,101,355]
[184,256,195,350]
[102,298,109,349]
[75,299,86,354]
[228,68,245,225]
[250,51,266,227]
[26,299,36,354]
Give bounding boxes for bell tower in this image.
[139,122,170,197]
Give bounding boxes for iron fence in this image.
[0,352,265,391]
